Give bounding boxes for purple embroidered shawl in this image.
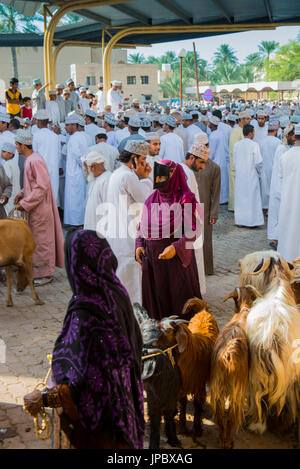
[52,229,145,449]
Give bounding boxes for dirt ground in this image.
[0,205,299,449]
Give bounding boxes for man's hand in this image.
[134,157,151,180]
[158,245,176,260]
[210,218,217,225]
[136,247,145,265]
[23,390,43,417]
[14,194,23,205]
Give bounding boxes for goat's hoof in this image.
[35,299,44,306]
[6,301,13,307]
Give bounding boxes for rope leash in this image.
[32,354,53,441]
[142,344,178,367]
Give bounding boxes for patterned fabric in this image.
[52,229,145,448]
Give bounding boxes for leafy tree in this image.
[146,55,160,64]
[0,4,43,77]
[0,4,81,78]
[213,44,238,67]
[128,52,146,64]
[266,40,300,81]
[258,40,279,68]
[159,70,191,98]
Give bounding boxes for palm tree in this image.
[159,50,179,70]
[146,55,160,64]
[213,44,238,67]
[258,40,279,65]
[0,5,44,78]
[159,70,191,98]
[128,52,146,64]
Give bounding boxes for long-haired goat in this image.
[153,298,219,438]
[238,251,294,292]
[244,277,300,434]
[133,303,182,449]
[210,285,262,449]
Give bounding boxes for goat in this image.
[0,218,43,306]
[290,257,300,304]
[133,303,182,449]
[153,298,219,438]
[244,277,300,434]
[210,285,262,449]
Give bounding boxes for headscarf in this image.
[140,159,203,240]
[52,229,145,448]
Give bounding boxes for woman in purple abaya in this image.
[136,160,204,320]
[23,229,145,449]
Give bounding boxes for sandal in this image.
[33,277,53,287]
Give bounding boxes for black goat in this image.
[133,303,181,449]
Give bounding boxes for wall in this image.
[73,62,163,102]
[0,46,127,99]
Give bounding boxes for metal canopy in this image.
[1,0,300,47]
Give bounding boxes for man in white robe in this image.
[55,84,66,123]
[259,120,281,210]
[45,91,61,124]
[96,85,105,113]
[84,110,100,144]
[182,113,205,148]
[268,123,295,247]
[31,78,48,114]
[181,141,210,296]
[208,115,229,204]
[79,88,91,115]
[115,116,130,145]
[106,140,152,304]
[88,129,119,173]
[64,114,88,227]
[277,123,300,262]
[103,113,118,148]
[171,111,189,154]
[159,115,184,163]
[82,151,111,231]
[32,109,60,203]
[1,141,20,215]
[66,78,79,111]
[145,132,162,182]
[233,124,264,227]
[107,81,122,115]
[253,111,268,146]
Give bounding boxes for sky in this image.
[135,26,300,63]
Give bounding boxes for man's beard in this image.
[87,173,95,183]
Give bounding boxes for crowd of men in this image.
[1,74,300,297]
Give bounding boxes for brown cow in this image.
[0,218,43,306]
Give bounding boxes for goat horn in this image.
[168,315,179,320]
[174,319,189,324]
[236,287,241,304]
[223,290,238,303]
[244,284,263,298]
[246,257,271,276]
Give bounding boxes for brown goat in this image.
[0,218,43,306]
[210,285,262,449]
[153,298,219,438]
